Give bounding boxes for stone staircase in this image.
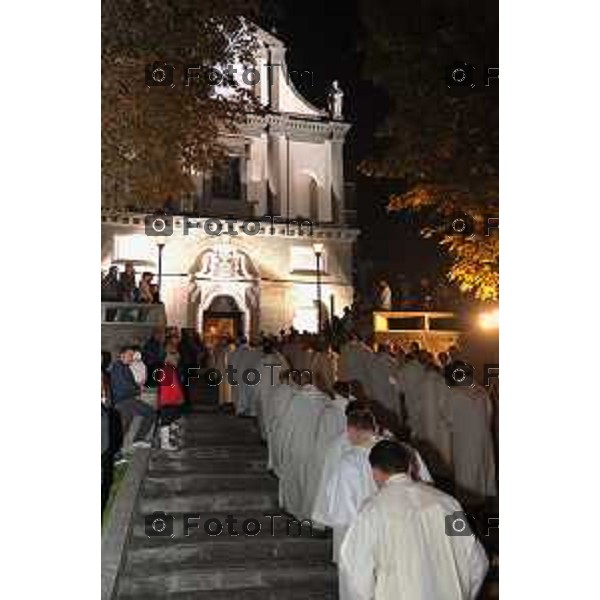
[114,399,338,599]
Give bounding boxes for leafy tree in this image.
[358,0,499,301]
[102,0,259,207]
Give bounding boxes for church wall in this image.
[101,214,357,336]
[288,140,331,221]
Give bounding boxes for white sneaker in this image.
[160,426,177,451]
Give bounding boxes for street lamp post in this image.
[157,242,165,301]
[313,242,324,334]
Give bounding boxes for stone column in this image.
[329,138,345,224]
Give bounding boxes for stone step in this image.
[124,536,332,571]
[181,416,254,425]
[181,432,263,446]
[116,561,337,597]
[142,473,278,496]
[150,446,267,462]
[131,512,324,541]
[148,459,268,476]
[117,582,337,600]
[139,490,278,513]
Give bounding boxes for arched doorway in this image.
[203,295,244,346]
[188,241,260,342]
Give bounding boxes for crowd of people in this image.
[216,331,495,599]
[101,262,161,303]
[101,328,192,514]
[101,324,497,597]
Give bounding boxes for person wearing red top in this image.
[157,359,184,450]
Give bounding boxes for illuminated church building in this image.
[101,27,358,340]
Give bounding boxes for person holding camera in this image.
[339,440,488,600]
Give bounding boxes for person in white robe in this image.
[340,439,488,600]
[278,377,330,519]
[339,336,367,382]
[400,353,427,438]
[214,339,234,406]
[255,341,290,439]
[284,337,314,373]
[313,409,379,564]
[310,396,365,525]
[378,430,434,485]
[366,346,403,416]
[448,383,497,499]
[265,375,295,475]
[418,364,454,474]
[228,339,249,414]
[302,390,349,521]
[236,341,262,416]
[310,342,339,391]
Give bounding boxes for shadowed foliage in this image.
[358,0,498,301]
[102,0,259,208]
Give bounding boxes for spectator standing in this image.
[376,280,393,311]
[102,266,120,302]
[138,272,154,303]
[119,262,137,302]
[143,330,166,387]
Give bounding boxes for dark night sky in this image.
[257,1,496,300]
[257,0,446,295]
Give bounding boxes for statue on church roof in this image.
[328,80,344,120]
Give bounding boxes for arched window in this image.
[308,177,319,222]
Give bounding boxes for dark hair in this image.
[346,409,376,432]
[369,440,412,474]
[344,399,371,416]
[119,345,133,354]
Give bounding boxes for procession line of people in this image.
[211,332,493,599]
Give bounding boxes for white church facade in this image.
[101,27,358,342]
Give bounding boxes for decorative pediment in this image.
[195,242,258,281]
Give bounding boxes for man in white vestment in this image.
[228,338,249,414]
[448,383,497,500]
[302,387,349,521]
[310,341,339,391]
[266,376,296,476]
[278,374,330,519]
[400,352,427,438]
[236,341,262,416]
[255,340,290,439]
[313,409,379,564]
[310,397,365,522]
[366,345,404,416]
[339,336,374,388]
[340,440,489,600]
[418,363,454,474]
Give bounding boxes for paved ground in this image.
[114,387,337,599]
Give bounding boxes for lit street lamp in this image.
[313,242,324,333]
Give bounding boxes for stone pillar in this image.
[329,138,345,224]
